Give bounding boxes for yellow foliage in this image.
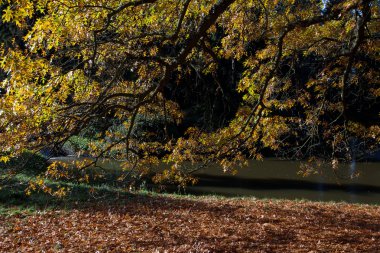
[0,0,378,187]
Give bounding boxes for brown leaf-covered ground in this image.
[1,194,379,252]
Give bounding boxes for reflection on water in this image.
[188,160,380,205]
[50,157,380,204]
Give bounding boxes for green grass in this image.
[0,167,136,216]
[0,185,135,216]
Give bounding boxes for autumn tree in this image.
[1,0,379,188]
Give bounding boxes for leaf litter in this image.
[0,195,379,252]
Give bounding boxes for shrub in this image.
[0,151,48,176]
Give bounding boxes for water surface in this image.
[187,159,380,204]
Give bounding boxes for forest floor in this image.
[1,192,380,252]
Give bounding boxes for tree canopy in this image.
[1,0,379,187]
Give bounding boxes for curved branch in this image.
[171,0,192,42]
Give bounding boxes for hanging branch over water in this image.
[0,0,379,190]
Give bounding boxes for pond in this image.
[50,157,380,204]
[187,159,380,205]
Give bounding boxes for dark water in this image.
[186,160,380,204]
[50,157,380,204]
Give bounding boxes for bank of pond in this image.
[48,157,380,205]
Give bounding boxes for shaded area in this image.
[0,158,133,214]
[0,176,133,215]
